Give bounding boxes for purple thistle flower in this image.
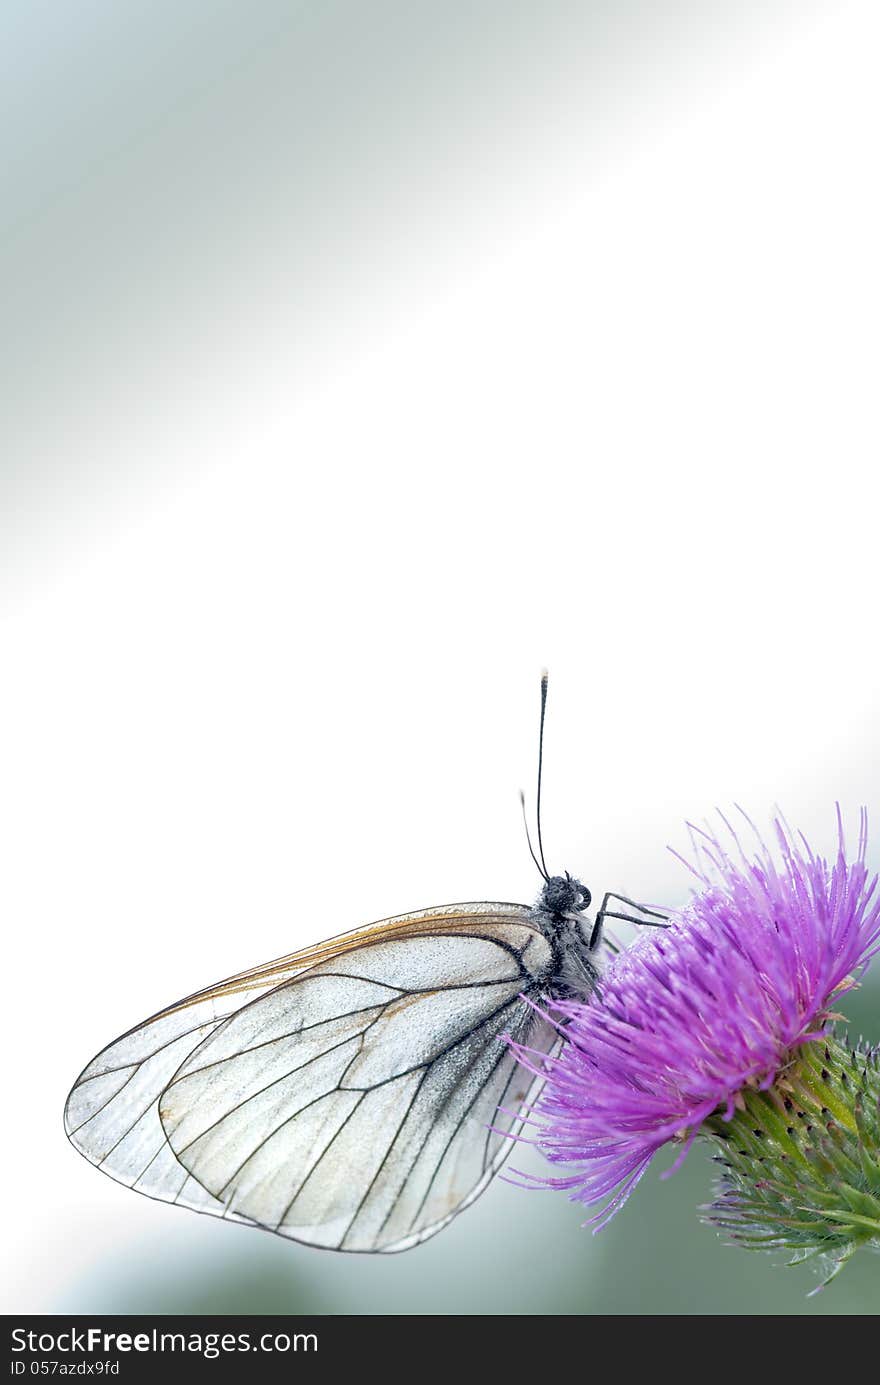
[511,808,880,1232]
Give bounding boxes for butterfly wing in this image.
[65,904,558,1251]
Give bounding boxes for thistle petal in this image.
[510,810,880,1230]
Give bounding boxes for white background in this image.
[2,2,879,1313]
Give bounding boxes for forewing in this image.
[64,945,340,1221]
[65,905,557,1246]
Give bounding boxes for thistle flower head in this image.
[513,809,880,1240]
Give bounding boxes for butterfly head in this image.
[539,871,591,918]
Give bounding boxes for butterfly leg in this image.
[589,892,669,948]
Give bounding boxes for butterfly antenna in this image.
[520,790,548,882]
[535,670,551,878]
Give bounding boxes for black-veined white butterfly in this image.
[64,676,665,1252]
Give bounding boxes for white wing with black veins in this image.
[65,904,558,1251]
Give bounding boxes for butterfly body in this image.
[64,677,660,1251]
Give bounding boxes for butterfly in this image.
[64,675,665,1252]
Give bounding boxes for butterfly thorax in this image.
[532,873,599,1001]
